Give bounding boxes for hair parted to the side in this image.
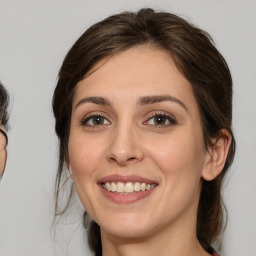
[0,81,10,130]
[52,8,235,255]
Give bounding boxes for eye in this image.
[81,114,110,126]
[145,113,176,126]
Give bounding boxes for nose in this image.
[106,124,144,166]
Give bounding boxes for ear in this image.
[202,129,232,181]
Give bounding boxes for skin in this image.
[0,128,7,178]
[68,46,231,256]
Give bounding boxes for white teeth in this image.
[103,181,156,193]
[105,182,111,191]
[116,182,125,193]
[124,182,134,192]
[140,183,146,191]
[134,182,140,192]
[111,182,117,192]
[151,184,157,189]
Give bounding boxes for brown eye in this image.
[154,116,167,125]
[145,113,176,126]
[93,116,105,125]
[82,115,110,126]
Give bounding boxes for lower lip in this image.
[98,184,157,204]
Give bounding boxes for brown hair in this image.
[52,8,235,255]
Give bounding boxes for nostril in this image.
[109,156,137,165]
[127,157,136,161]
[110,157,116,162]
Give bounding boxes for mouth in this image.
[101,181,157,194]
[97,175,158,203]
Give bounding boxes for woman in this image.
[52,8,235,256]
[0,82,9,179]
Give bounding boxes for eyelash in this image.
[144,112,177,127]
[80,113,110,127]
[80,112,177,128]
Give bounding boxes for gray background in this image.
[0,0,255,255]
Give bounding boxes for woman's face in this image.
[0,127,7,178]
[68,46,212,239]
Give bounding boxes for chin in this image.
[96,211,158,239]
[101,223,153,239]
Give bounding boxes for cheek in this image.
[68,133,105,214]
[68,134,104,178]
[146,133,205,217]
[147,131,205,184]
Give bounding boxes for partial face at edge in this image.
[0,126,7,178]
[67,46,222,239]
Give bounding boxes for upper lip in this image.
[97,175,158,185]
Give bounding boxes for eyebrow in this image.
[139,95,188,111]
[75,96,112,109]
[75,95,188,112]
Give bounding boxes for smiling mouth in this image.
[101,181,157,194]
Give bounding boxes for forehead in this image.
[74,46,198,112]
